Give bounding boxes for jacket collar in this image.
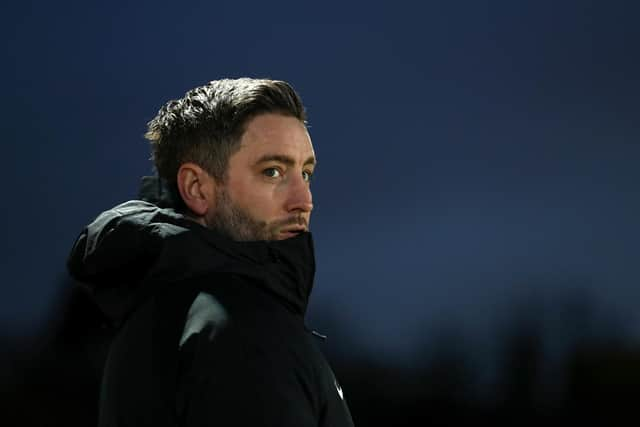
[182,225,316,316]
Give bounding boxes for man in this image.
[67,78,355,426]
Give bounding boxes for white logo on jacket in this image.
[334,378,344,400]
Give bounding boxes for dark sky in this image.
[3,1,639,364]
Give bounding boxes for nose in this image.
[285,174,313,214]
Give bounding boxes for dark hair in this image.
[145,78,307,190]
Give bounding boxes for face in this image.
[206,113,315,241]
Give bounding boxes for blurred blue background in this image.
[2,0,639,424]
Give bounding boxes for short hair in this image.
[145,78,307,192]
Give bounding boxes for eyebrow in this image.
[254,154,316,167]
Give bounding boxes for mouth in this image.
[279,227,307,238]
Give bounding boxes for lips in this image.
[280,227,307,235]
[279,225,308,239]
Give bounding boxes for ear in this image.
[176,163,217,218]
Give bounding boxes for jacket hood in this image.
[67,176,316,326]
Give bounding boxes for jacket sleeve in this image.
[175,297,319,427]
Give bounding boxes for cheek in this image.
[231,179,281,218]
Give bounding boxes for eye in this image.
[263,167,282,178]
[302,170,313,182]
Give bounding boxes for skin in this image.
[176,113,315,241]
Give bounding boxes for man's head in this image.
[145,78,315,241]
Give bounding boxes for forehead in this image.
[237,113,315,161]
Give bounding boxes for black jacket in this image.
[67,180,354,427]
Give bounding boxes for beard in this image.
[206,186,303,241]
